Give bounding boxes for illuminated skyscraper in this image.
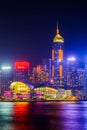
[0,66,12,95]
[31,65,49,85]
[14,61,30,83]
[52,22,64,88]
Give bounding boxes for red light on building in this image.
[15,62,29,68]
[50,79,54,84]
[15,61,30,74]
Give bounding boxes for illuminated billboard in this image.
[14,61,30,74]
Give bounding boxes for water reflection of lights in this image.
[0,102,87,130]
[14,102,29,105]
[0,102,14,130]
[14,102,29,115]
[12,102,33,130]
[56,102,87,130]
[80,102,87,130]
[58,101,77,104]
[0,102,13,115]
[14,102,29,116]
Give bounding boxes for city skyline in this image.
[0,1,87,67]
[0,2,87,130]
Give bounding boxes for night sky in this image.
[0,0,87,67]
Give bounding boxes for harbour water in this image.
[0,101,87,130]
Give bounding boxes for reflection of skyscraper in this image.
[52,23,64,88]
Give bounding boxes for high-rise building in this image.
[64,57,85,89]
[84,64,87,87]
[14,61,30,83]
[42,58,52,82]
[0,66,13,95]
[31,65,49,85]
[52,23,64,88]
[83,64,87,97]
[63,57,85,97]
[65,57,78,88]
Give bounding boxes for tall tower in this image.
[52,22,64,88]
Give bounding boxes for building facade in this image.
[14,61,30,83]
[31,65,49,85]
[0,66,12,96]
[52,23,64,88]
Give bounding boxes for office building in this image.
[52,23,64,88]
[14,61,30,83]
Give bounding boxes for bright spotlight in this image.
[67,57,76,61]
[2,66,11,70]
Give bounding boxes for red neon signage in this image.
[15,62,30,73]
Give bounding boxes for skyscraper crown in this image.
[53,22,64,43]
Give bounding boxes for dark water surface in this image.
[0,101,87,130]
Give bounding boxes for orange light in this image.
[60,80,62,86]
[36,65,41,71]
[52,65,54,77]
[58,49,63,61]
[52,49,54,60]
[59,65,62,77]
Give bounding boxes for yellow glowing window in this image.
[52,49,54,60]
[58,49,63,61]
[59,65,62,77]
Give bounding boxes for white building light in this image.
[1,66,11,70]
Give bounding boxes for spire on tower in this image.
[56,21,59,34]
[53,21,64,43]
